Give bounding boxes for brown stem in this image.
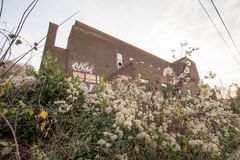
[0,112,20,160]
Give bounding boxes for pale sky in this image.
[1,0,240,86]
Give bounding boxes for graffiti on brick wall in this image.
[72,62,94,74]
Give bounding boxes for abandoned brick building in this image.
[42,20,200,96]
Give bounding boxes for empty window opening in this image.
[161,83,167,88]
[86,74,96,83]
[116,52,123,69]
[130,57,134,61]
[73,72,85,81]
[140,78,149,84]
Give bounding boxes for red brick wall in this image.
[42,21,200,95]
[65,21,171,76]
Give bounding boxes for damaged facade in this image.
[42,21,200,96]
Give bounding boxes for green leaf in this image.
[1,146,13,156]
[9,108,17,114]
[0,141,9,146]
[5,82,13,91]
[183,137,189,145]
[2,108,8,114]
[26,108,34,116]
[18,100,26,108]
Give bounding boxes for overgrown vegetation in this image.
[0,54,240,160]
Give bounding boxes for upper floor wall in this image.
[64,21,171,76]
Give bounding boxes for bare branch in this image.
[0,0,3,19]
[1,48,33,76]
[0,0,39,63]
[0,30,12,61]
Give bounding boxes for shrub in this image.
[0,54,240,159]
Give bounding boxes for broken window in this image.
[86,74,96,83]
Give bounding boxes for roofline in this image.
[171,57,196,65]
[74,20,170,64]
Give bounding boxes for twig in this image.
[0,30,11,58]
[12,50,34,75]
[1,48,33,76]
[0,28,33,48]
[37,10,79,45]
[14,110,18,133]
[0,112,21,160]
[38,76,46,106]
[0,0,3,19]
[0,0,39,63]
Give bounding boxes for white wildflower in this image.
[134,145,140,153]
[110,134,118,141]
[123,120,132,130]
[162,122,168,131]
[161,141,167,148]
[97,139,106,146]
[128,136,133,140]
[189,139,204,149]
[105,106,113,114]
[115,153,128,160]
[158,126,163,134]
[24,76,37,85]
[112,123,117,128]
[137,111,143,117]
[105,143,112,148]
[115,127,124,138]
[72,96,77,101]
[66,95,73,100]
[137,132,151,143]
[58,104,71,113]
[163,67,173,77]
[54,100,66,104]
[66,89,71,94]
[103,132,112,136]
[68,83,74,90]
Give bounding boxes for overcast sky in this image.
[2,0,240,86]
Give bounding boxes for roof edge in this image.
[74,20,170,64]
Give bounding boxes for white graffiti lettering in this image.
[72,62,94,74]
